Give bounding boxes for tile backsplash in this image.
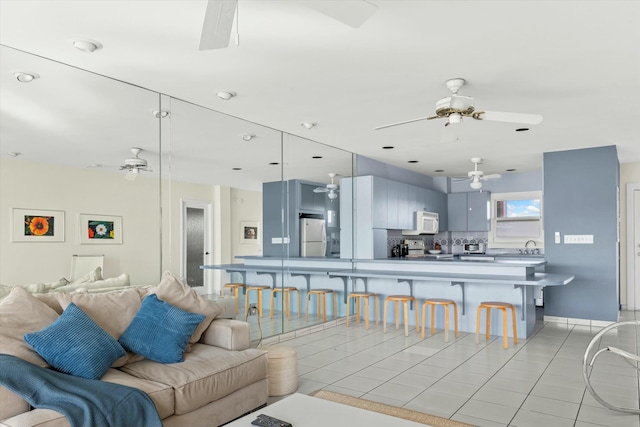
[387,230,488,255]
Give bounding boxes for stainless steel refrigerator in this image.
[300,218,326,257]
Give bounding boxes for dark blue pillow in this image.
[119,294,205,363]
[24,302,126,380]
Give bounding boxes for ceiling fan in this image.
[454,157,501,190]
[313,173,340,200]
[199,0,378,50]
[120,148,152,181]
[375,78,543,140]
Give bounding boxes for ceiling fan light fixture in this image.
[470,178,482,190]
[216,90,236,100]
[328,191,338,200]
[448,113,462,125]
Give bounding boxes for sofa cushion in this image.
[102,368,175,419]
[70,266,103,285]
[24,302,126,380]
[119,294,205,363]
[0,287,59,367]
[120,343,268,415]
[144,271,223,351]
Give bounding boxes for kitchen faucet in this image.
[524,240,537,255]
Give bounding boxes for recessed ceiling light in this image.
[506,168,517,172]
[216,91,237,100]
[382,146,394,150]
[7,152,22,157]
[312,156,323,159]
[408,160,418,163]
[301,122,317,130]
[153,110,170,118]
[14,72,39,83]
[73,39,102,53]
[434,169,445,173]
[515,128,529,132]
[269,162,279,165]
[241,134,255,141]
[232,167,242,171]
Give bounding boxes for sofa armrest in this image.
[199,318,250,351]
[0,387,30,421]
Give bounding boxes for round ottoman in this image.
[265,345,298,396]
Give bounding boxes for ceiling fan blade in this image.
[313,188,328,193]
[481,173,502,180]
[374,116,432,130]
[199,0,237,50]
[304,0,378,28]
[478,111,543,125]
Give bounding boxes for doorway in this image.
[181,200,213,292]
[628,185,640,310]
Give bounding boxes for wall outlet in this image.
[248,303,258,316]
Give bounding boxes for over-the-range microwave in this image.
[402,211,439,235]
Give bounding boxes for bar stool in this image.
[346,291,379,329]
[223,283,245,314]
[476,301,518,349]
[270,287,301,320]
[421,298,458,342]
[305,289,338,322]
[383,295,419,337]
[245,285,270,317]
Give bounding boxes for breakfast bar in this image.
[203,256,574,339]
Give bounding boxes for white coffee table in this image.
[225,393,431,427]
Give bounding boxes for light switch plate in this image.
[564,234,594,244]
[555,232,560,244]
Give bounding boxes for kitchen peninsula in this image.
[203,256,574,339]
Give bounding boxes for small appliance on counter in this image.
[463,243,486,254]
[405,239,426,258]
[391,244,409,257]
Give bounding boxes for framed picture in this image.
[240,221,259,244]
[12,209,65,242]
[79,214,123,244]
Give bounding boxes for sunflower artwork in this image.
[24,216,55,236]
[87,220,115,240]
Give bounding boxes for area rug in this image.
[310,390,475,427]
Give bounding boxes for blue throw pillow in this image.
[119,294,206,363]
[24,303,126,380]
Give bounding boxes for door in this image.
[633,189,640,309]
[182,200,213,292]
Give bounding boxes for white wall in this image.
[620,161,640,307]
[1,157,262,290]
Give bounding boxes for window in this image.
[489,191,543,247]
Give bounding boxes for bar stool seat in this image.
[383,295,419,336]
[421,298,458,342]
[346,292,379,329]
[223,283,245,314]
[270,287,301,320]
[245,285,270,317]
[476,301,518,349]
[306,289,338,322]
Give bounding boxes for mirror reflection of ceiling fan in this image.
[199,0,378,50]
[454,157,501,190]
[375,78,543,143]
[120,148,152,181]
[313,173,340,200]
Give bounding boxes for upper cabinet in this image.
[447,192,490,232]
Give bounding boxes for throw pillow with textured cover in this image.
[119,294,206,363]
[144,271,223,350]
[0,287,59,367]
[24,302,126,379]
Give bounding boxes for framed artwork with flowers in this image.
[79,214,122,245]
[12,208,65,242]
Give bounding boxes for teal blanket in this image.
[0,354,162,427]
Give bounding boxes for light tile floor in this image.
[258,309,640,427]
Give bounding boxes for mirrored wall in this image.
[0,45,355,340]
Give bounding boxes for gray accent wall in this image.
[543,145,620,321]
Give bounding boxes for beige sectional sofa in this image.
[0,272,269,427]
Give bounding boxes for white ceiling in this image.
[1,0,639,190]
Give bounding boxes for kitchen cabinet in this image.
[447,191,490,232]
